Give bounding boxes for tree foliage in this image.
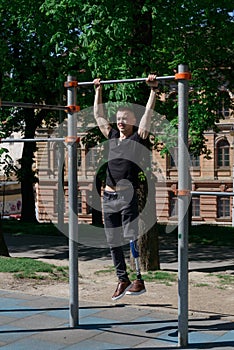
[77,0,234,155]
[43,0,234,154]
[0,0,233,221]
[0,0,87,221]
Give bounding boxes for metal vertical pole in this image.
[177,64,190,347]
[66,75,79,327]
[57,119,65,232]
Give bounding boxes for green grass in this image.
[2,220,65,236]
[193,273,234,289]
[0,257,69,280]
[129,270,177,285]
[193,283,209,287]
[158,223,234,247]
[94,265,177,285]
[189,225,234,246]
[3,220,234,247]
[216,273,234,286]
[94,266,115,275]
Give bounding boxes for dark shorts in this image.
[103,188,139,247]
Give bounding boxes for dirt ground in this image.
[0,256,233,320]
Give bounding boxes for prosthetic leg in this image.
[130,240,142,280]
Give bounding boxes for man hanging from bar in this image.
[93,74,158,300]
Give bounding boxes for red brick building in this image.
[35,94,233,226]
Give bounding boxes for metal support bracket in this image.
[175,72,192,80]
[65,136,80,143]
[176,189,191,196]
[65,105,80,113]
[64,81,78,87]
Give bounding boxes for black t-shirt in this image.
[106,128,146,189]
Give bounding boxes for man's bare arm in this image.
[138,74,158,139]
[94,79,112,139]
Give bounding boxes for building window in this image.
[77,144,82,167]
[53,143,65,171]
[86,191,92,214]
[217,197,230,218]
[217,91,230,118]
[53,144,59,170]
[169,191,178,217]
[170,148,178,167]
[54,189,65,214]
[192,196,200,217]
[190,153,200,167]
[217,139,230,167]
[54,190,58,214]
[78,190,82,214]
[86,147,98,168]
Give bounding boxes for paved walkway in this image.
[0,289,233,349]
[0,231,233,349]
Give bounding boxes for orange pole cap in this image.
[64,81,78,88]
[176,190,191,196]
[175,72,192,80]
[65,105,80,113]
[65,136,80,143]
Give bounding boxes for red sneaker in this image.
[111,280,132,301]
[126,279,146,296]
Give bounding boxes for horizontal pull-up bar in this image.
[1,101,66,111]
[175,190,234,197]
[75,75,176,87]
[0,137,65,143]
[191,191,234,197]
[0,137,80,143]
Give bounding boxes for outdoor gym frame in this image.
[1,64,191,347]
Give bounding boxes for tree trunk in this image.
[136,174,160,271]
[91,173,103,226]
[138,221,159,271]
[128,2,160,271]
[20,141,37,222]
[19,110,38,223]
[0,218,10,257]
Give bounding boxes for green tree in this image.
[0,0,233,264]
[70,0,233,270]
[77,0,233,155]
[0,150,15,257]
[0,0,89,222]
